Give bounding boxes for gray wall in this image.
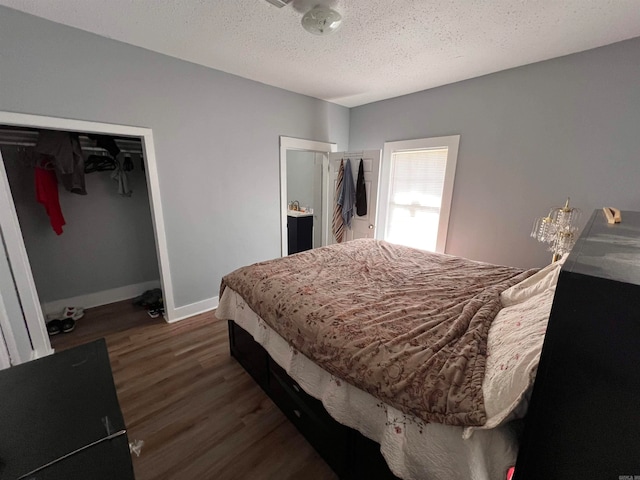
[0,7,349,308]
[349,36,640,269]
[1,146,159,303]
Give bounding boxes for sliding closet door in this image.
[0,227,33,365]
[0,149,51,362]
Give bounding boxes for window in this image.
[379,136,460,253]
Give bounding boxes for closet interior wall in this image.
[0,126,160,315]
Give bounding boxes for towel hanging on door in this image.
[356,159,367,216]
[332,160,345,243]
[338,158,356,228]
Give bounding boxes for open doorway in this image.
[279,137,337,257]
[0,111,174,364]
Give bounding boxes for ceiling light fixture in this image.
[264,0,293,7]
[301,6,342,35]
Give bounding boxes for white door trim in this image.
[0,111,176,360]
[279,137,337,257]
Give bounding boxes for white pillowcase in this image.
[480,287,556,430]
[500,254,566,307]
[468,256,566,433]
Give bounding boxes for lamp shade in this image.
[531,197,581,262]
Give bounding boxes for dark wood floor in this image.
[51,300,337,480]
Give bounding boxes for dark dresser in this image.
[0,339,134,479]
[515,209,640,479]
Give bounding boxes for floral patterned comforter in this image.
[220,239,535,426]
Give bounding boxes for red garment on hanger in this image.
[35,160,65,235]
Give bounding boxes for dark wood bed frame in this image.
[228,320,400,479]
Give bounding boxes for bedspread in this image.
[220,239,535,426]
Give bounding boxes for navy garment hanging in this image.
[356,158,367,216]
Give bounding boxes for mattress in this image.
[217,289,520,480]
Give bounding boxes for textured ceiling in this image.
[2,0,640,107]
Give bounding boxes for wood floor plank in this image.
[50,300,337,480]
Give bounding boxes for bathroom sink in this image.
[287,210,313,217]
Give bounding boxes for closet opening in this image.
[0,112,173,364]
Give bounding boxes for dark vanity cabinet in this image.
[515,210,640,479]
[287,214,313,255]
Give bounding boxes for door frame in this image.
[279,136,337,257]
[0,111,176,360]
[327,150,382,243]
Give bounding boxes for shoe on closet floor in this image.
[46,319,62,336]
[61,318,76,333]
[61,306,84,320]
[147,307,164,319]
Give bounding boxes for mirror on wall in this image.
[279,137,337,257]
[286,150,325,250]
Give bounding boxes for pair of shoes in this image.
[46,318,76,336]
[61,306,84,321]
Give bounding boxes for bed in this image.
[216,239,563,480]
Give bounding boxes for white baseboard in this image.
[42,280,162,317]
[167,296,218,323]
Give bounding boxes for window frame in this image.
[378,135,460,253]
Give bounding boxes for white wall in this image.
[0,7,350,308]
[350,37,640,269]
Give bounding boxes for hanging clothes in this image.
[88,134,121,158]
[338,158,356,228]
[356,159,367,216]
[34,159,66,235]
[34,130,86,195]
[332,160,345,243]
[111,157,132,197]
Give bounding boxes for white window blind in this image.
[385,147,449,252]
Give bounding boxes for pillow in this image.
[500,254,566,307]
[479,285,556,430]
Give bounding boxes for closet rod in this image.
[0,140,142,155]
